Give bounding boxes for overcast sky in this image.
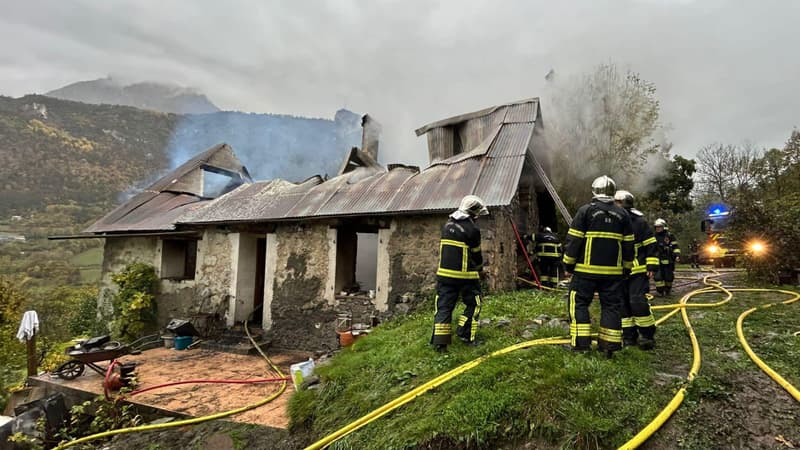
[2,0,798,167]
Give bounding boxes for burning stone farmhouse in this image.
[68,98,568,350]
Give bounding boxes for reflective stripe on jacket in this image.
[562,200,634,278]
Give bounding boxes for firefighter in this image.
[562,176,635,357]
[653,218,680,296]
[534,226,562,288]
[431,195,489,352]
[689,238,700,269]
[614,190,659,350]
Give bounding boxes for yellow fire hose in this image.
[53,322,286,450]
[303,336,569,450]
[308,269,799,450]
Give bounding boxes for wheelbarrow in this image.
[54,334,160,380]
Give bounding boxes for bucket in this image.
[174,336,193,350]
[337,330,354,347]
[162,335,175,348]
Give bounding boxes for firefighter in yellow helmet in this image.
[614,190,658,350]
[431,195,488,352]
[562,176,635,357]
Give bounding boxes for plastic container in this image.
[174,336,193,350]
[162,335,175,348]
[290,358,315,391]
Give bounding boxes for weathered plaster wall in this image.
[193,229,234,321]
[386,215,442,313]
[270,222,338,351]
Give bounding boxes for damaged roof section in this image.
[183,98,542,224]
[84,143,251,234]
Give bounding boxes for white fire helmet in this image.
[591,175,616,200]
[654,218,667,228]
[614,190,635,209]
[459,195,489,217]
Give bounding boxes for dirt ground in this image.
[37,347,312,429]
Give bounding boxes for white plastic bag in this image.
[289,358,315,391]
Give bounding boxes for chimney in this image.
[361,114,381,161]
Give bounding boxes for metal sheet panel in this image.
[489,123,535,158]
[473,156,526,206]
[504,101,538,123]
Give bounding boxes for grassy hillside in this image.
[288,283,800,449]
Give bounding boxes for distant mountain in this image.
[0,95,362,216]
[46,77,220,114]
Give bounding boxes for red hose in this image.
[104,359,121,401]
[509,219,542,289]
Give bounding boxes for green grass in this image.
[288,282,800,449]
[288,290,678,449]
[70,246,103,283]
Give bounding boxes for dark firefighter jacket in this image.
[627,208,659,275]
[655,230,680,264]
[562,199,634,278]
[437,216,483,280]
[534,231,562,258]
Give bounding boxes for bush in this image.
[108,263,158,342]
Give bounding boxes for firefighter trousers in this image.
[431,278,482,346]
[536,256,559,287]
[654,263,675,294]
[621,274,656,344]
[567,275,624,352]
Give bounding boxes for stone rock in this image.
[479,319,492,326]
[522,330,534,339]
[496,319,511,327]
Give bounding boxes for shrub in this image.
[108,263,158,342]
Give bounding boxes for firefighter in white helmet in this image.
[614,190,658,350]
[562,176,635,357]
[653,218,680,296]
[431,195,489,352]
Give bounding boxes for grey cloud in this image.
[2,0,799,168]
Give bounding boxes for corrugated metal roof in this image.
[182,98,541,224]
[86,192,210,233]
[84,143,250,233]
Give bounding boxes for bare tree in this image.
[696,142,763,202]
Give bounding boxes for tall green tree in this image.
[642,155,696,215]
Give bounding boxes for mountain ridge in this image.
[46,77,220,115]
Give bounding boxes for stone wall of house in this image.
[482,208,518,292]
[98,231,238,331]
[189,229,234,321]
[270,222,339,351]
[385,215,442,313]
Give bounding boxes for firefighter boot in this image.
[433,344,448,353]
[638,337,655,351]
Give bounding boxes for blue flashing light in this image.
[707,204,730,217]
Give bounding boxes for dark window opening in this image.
[335,227,378,297]
[161,239,197,280]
